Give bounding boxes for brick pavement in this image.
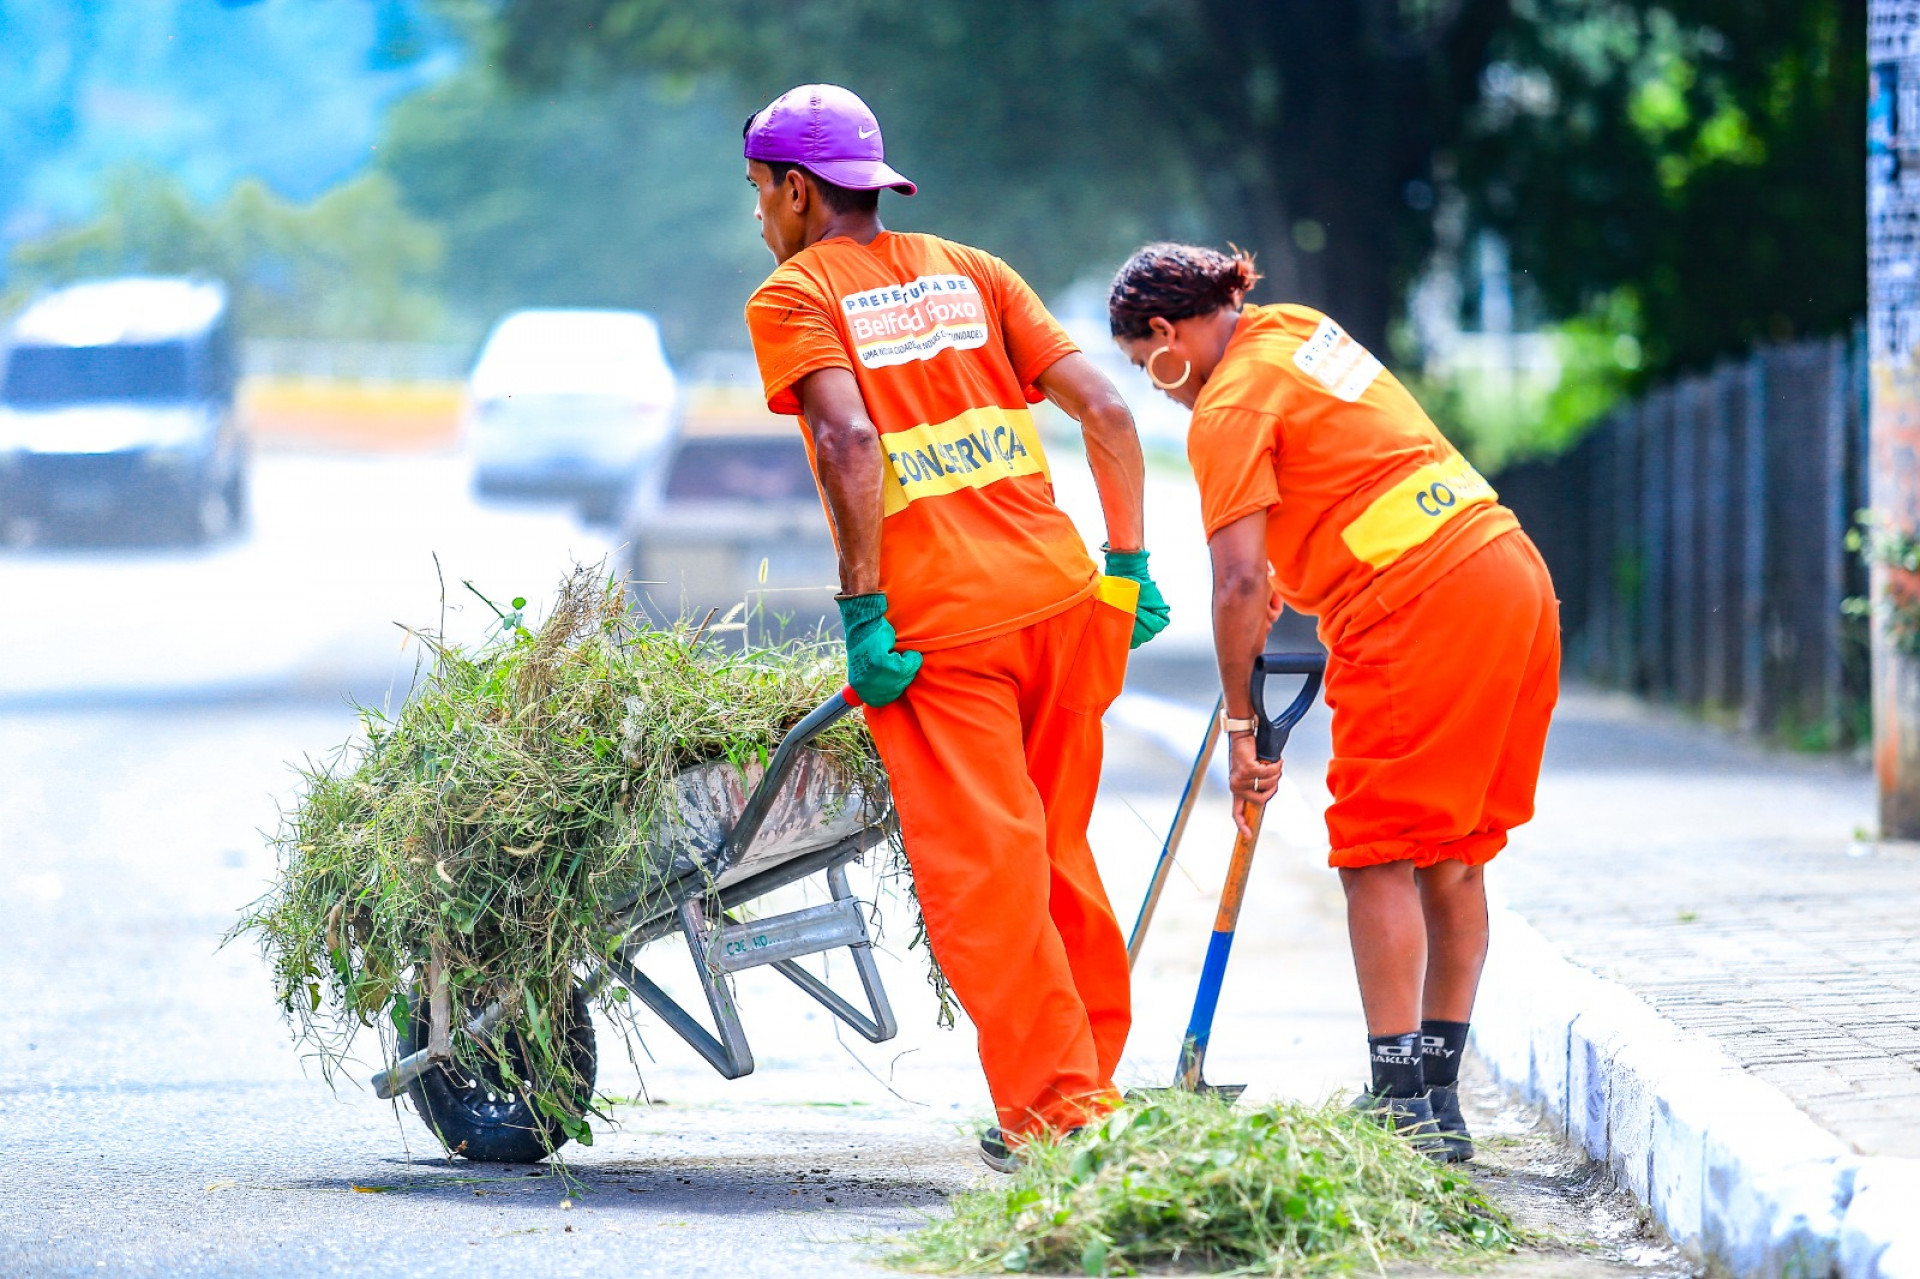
[1491,689,1920,1158]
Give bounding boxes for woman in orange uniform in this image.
[1107,244,1559,1161]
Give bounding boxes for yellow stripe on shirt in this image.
[1340,455,1498,570]
[879,405,1053,517]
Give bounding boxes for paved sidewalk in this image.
[1171,675,1912,1162]
[1115,672,1920,1273]
[1496,690,1918,1159]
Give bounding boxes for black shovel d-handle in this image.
[1171,648,1328,1096]
[1250,651,1327,761]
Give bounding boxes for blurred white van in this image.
[466,308,677,523]
[0,276,245,546]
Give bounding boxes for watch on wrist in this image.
[1221,713,1256,734]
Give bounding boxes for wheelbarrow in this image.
[370,688,899,1163]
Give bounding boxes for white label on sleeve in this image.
[1292,315,1383,402]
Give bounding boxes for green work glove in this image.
[836,592,923,707]
[1103,547,1171,650]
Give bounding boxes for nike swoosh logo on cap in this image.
[858,126,879,139]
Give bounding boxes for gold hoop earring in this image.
[1147,343,1192,391]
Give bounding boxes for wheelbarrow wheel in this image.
[397,983,598,1164]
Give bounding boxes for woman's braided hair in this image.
[1107,243,1262,340]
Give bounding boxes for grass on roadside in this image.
[888,1090,1518,1276]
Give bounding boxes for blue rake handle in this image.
[1175,651,1325,1092]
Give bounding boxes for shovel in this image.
[1172,651,1325,1099]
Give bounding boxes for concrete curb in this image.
[1474,894,1920,1278]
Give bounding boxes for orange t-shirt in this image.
[1187,303,1521,648]
[745,231,1096,651]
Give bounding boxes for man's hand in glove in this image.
[1102,547,1172,650]
[836,592,923,706]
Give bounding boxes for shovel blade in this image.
[1126,1081,1248,1106]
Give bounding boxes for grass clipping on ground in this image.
[890,1091,1517,1276]
[230,567,896,1133]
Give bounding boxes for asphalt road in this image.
[0,451,1687,1276]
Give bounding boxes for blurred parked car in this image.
[0,277,245,546]
[466,308,677,524]
[621,361,837,636]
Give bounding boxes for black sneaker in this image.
[980,1123,1089,1174]
[1350,1088,1448,1161]
[1425,1084,1474,1163]
[979,1126,1019,1174]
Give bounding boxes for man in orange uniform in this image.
[1108,244,1559,1160]
[739,85,1171,1169]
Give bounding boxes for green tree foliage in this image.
[374,70,769,356]
[471,0,1862,396]
[7,166,445,340]
[469,0,1500,355]
[13,2,1855,402]
[1456,0,1864,375]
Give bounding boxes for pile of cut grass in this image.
[889,1091,1518,1275]
[230,566,898,1135]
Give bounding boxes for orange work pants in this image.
[864,580,1137,1137]
[1324,530,1560,869]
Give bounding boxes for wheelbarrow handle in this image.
[719,687,864,869]
[1249,651,1326,763]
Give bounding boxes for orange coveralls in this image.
[747,231,1134,1135]
[1186,305,1560,868]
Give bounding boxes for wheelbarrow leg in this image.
[600,844,902,1077]
[605,953,755,1079]
[604,897,756,1079]
[681,896,756,1076]
[766,860,897,1043]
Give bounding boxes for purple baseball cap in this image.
[743,84,916,196]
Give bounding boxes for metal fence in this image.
[1497,332,1871,745]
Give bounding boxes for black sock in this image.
[1368,1031,1424,1098]
[1420,1019,1470,1088]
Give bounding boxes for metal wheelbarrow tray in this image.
[371,688,899,1157]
